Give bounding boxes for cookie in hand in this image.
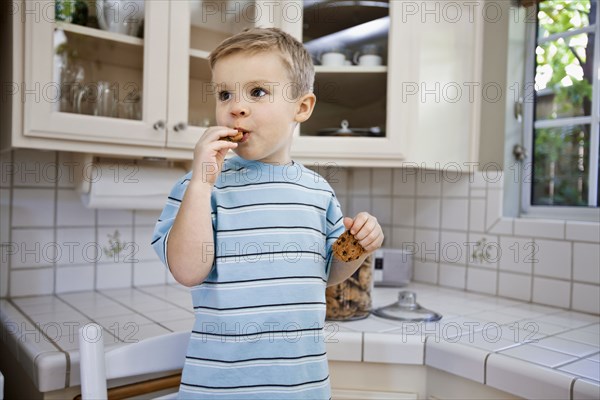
[221,130,244,142]
[332,230,365,262]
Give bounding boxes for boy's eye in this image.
[250,87,267,98]
[218,91,231,102]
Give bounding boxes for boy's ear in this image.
[294,92,316,123]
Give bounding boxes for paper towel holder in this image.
[73,154,186,210]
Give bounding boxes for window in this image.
[522,0,599,219]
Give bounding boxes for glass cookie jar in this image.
[325,254,373,321]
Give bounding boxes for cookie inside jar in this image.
[326,254,373,321]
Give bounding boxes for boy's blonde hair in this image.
[208,27,314,99]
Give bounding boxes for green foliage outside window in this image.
[533,0,596,206]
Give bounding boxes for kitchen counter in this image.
[1,282,598,399]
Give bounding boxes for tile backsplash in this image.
[1,149,598,315]
[0,149,174,298]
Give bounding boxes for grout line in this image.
[569,240,574,310]
[423,334,429,366]
[361,331,365,362]
[93,209,98,290]
[131,210,136,287]
[410,170,418,280]
[483,352,493,384]
[495,232,500,297]
[52,152,58,295]
[12,224,136,230]
[135,285,193,313]
[436,171,442,286]
[465,175,472,291]
[483,174,490,235]
[95,289,174,332]
[8,265,55,273]
[6,150,14,297]
[529,238,535,304]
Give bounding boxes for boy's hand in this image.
[344,212,384,254]
[192,126,240,186]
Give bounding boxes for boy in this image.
[152,27,383,399]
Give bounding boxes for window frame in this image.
[521,1,600,222]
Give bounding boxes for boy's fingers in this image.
[211,137,238,148]
[349,212,369,235]
[361,229,383,250]
[355,218,377,241]
[203,126,239,142]
[343,217,353,230]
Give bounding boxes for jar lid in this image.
[372,291,442,322]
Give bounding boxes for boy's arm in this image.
[167,180,215,287]
[327,254,369,287]
[326,213,383,287]
[166,126,240,287]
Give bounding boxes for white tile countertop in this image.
[1,283,598,399]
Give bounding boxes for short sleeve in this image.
[324,193,345,276]
[151,173,192,270]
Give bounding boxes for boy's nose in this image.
[230,102,249,117]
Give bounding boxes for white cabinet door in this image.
[392,0,484,167]
[167,0,273,150]
[290,0,404,164]
[332,389,418,400]
[289,0,483,167]
[24,0,169,147]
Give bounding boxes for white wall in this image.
[1,149,598,315]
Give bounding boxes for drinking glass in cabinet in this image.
[72,81,119,117]
[118,90,143,120]
[52,3,146,122]
[96,0,145,37]
[55,46,85,113]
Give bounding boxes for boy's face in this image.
[212,51,314,164]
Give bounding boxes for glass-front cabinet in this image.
[167,0,267,149]
[14,0,483,165]
[23,0,274,151]
[290,0,483,166]
[290,0,404,163]
[26,0,169,146]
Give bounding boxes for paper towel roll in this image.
[79,162,186,210]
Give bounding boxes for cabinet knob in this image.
[173,122,188,132]
[153,120,165,130]
[513,98,523,122]
[512,144,528,161]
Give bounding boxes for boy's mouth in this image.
[234,127,251,143]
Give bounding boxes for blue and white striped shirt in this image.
[152,156,345,399]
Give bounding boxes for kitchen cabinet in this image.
[329,361,521,400]
[329,361,427,399]
[290,0,485,167]
[426,367,523,400]
[6,0,173,157]
[2,0,277,159]
[332,388,417,399]
[2,0,486,167]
